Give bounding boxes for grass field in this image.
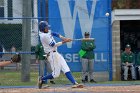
[0,70,82,86]
[1,71,140,93]
[1,70,140,86]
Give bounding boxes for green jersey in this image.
[136,52,140,65]
[81,40,96,59]
[121,51,135,63]
[35,43,45,60]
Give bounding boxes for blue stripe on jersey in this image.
[49,40,53,45]
[49,41,55,47]
[51,32,59,37]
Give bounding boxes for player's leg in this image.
[39,60,46,77]
[81,58,88,82]
[123,66,128,80]
[55,52,84,88]
[38,53,61,89]
[138,66,140,79]
[46,60,55,84]
[41,55,61,80]
[59,53,84,88]
[130,65,136,80]
[57,53,77,84]
[88,59,96,83]
[38,73,54,89]
[38,60,47,86]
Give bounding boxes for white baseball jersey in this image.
[39,30,70,78]
[39,31,57,54]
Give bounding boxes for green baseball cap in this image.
[84,32,90,36]
[125,44,131,48]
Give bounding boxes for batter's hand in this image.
[62,38,72,43]
[66,38,72,42]
[59,35,66,40]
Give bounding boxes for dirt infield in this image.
[1,85,140,93]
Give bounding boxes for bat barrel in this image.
[72,38,95,41]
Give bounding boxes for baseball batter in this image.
[38,21,83,89]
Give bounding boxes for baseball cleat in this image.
[42,85,50,89]
[38,76,43,89]
[90,79,97,83]
[72,84,84,88]
[50,80,55,84]
[82,80,88,83]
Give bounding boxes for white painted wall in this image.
[112,9,140,23]
[31,0,39,46]
[0,0,22,24]
[0,0,39,46]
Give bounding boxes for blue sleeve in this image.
[51,32,60,38]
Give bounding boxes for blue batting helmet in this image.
[39,21,50,32]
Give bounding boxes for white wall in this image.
[112,9,140,23]
[31,0,38,46]
[0,0,39,46]
[0,0,22,24]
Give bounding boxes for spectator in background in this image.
[79,32,96,83]
[0,43,3,60]
[121,44,136,80]
[11,45,20,70]
[35,43,55,84]
[11,45,16,53]
[136,52,140,79]
[0,43,4,70]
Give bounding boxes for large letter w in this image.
[57,0,97,48]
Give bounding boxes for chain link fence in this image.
[0,19,82,86]
[0,0,83,87]
[0,18,37,86]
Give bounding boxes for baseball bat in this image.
[72,38,95,41]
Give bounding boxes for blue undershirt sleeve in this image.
[51,32,60,38]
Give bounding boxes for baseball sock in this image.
[42,74,54,81]
[65,71,76,84]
